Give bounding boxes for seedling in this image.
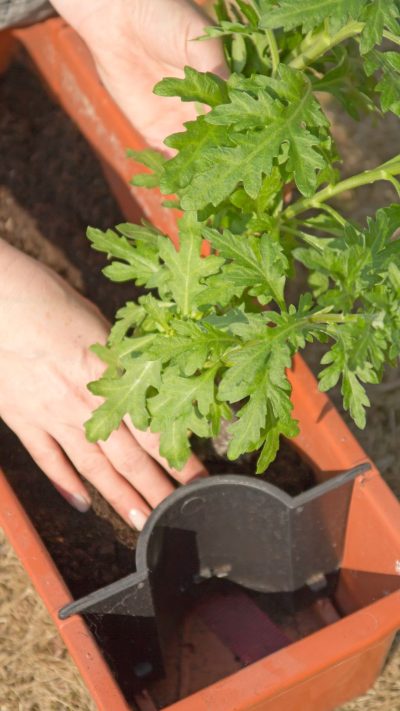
[86,0,400,473]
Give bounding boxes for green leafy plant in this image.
[85,0,400,473]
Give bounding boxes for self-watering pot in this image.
[59,465,369,693]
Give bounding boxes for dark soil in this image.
[192,433,314,496]
[0,53,316,708]
[0,54,140,320]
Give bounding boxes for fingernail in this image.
[54,484,91,513]
[70,493,91,513]
[128,509,148,531]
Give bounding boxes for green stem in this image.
[309,312,353,324]
[265,28,280,75]
[221,309,380,369]
[317,203,347,227]
[288,21,364,70]
[283,157,400,219]
[227,312,353,353]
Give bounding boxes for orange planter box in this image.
[0,18,399,711]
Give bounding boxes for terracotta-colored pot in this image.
[0,30,16,73]
[1,18,399,711]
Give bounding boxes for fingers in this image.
[13,399,206,529]
[123,417,208,485]
[14,426,91,513]
[98,424,175,508]
[84,378,207,490]
[83,387,179,505]
[56,426,151,529]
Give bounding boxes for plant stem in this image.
[265,29,280,75]
[317,203,347,227]
[287,22,400,70]
[283,157,400,219]
[309,312,351,324]
[226,312,358,355]
[288,21,364,70]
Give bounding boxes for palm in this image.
[51,0,225,149]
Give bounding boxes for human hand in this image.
[0,241,206,527]
[50,0,226,150]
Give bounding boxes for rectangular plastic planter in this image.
[1,354,399,711]
[0,17,400,711]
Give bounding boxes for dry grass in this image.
[340,638,400,711]
[0,532,96,711]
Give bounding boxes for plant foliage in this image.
[86,0,400,473]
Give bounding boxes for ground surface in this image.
[0,52,399,711]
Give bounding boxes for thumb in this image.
[170,1,227,76]
[129,0,227,76]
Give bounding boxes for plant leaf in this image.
[128,148,166,188]
[203,227,288,306]
[148,320,236,375]
[149,366,218,468]
[85,358,161,440]
[154,66,229,106]
[260,0,366,33]
[87,225,162,287]
[364,50,400,116]
[360,0,400,55]
[180,68,327,208]
[161,118,230,194]
[160,214,224,314]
